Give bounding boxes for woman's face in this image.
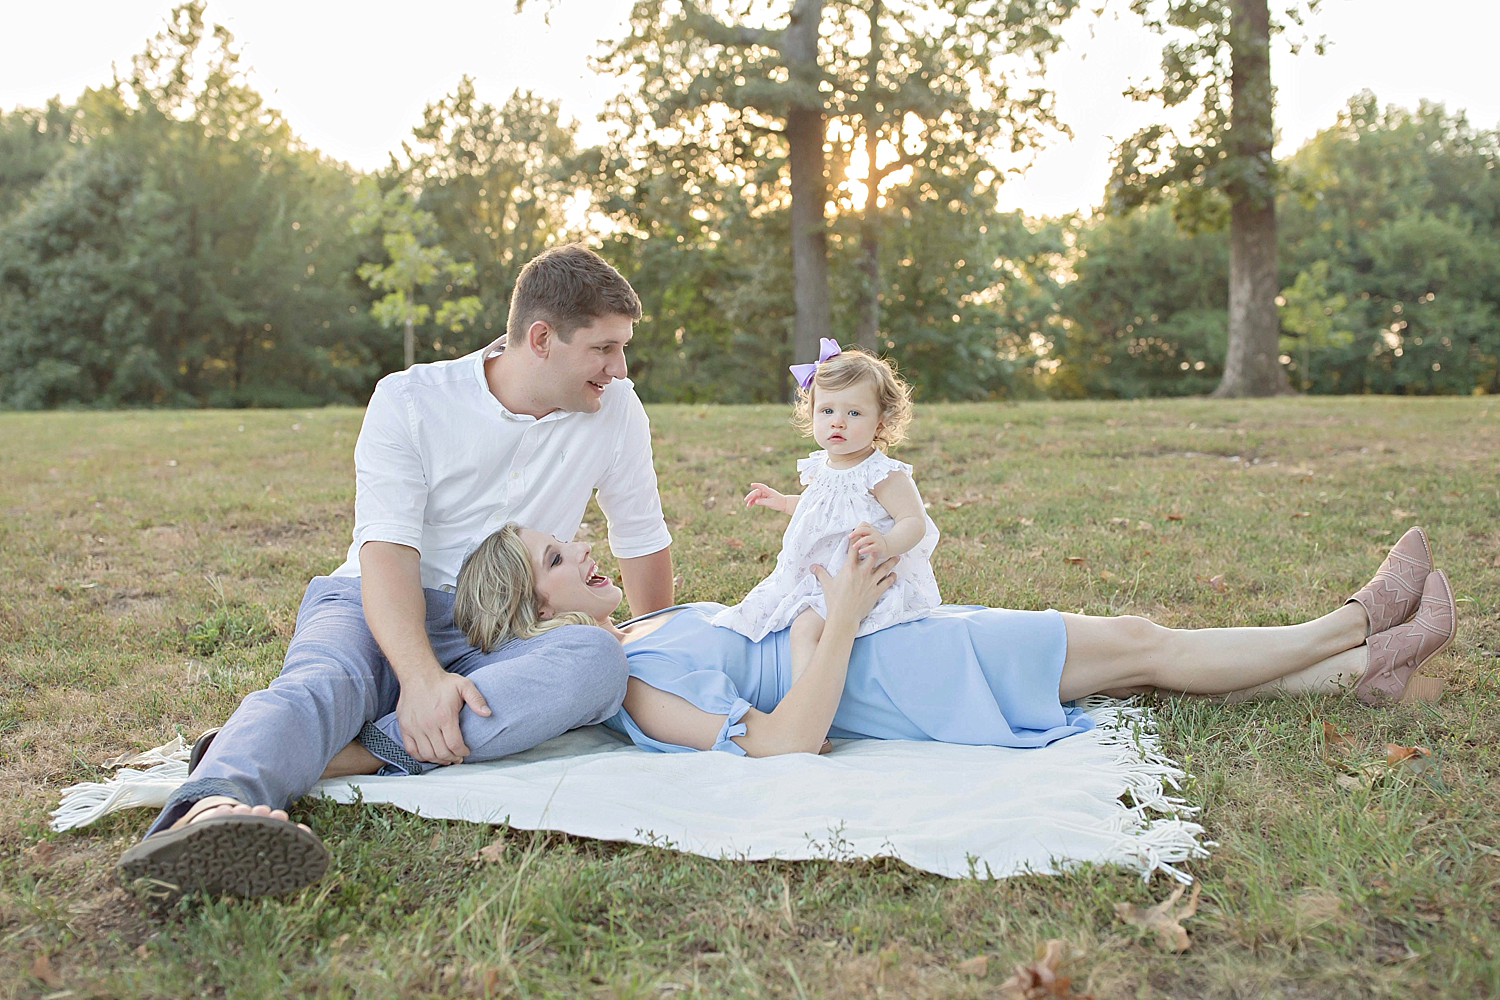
[518,528,624,622]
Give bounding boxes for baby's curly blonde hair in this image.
[792,348,914,449]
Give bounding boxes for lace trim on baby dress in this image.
[798,449,913,490]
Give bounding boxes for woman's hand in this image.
[812,553,898,627]
[744,482,790,513]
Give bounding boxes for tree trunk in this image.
[784,0,832,371]
[854,0,883,354]
[404,316,415,370]
[1212,0,1289,397]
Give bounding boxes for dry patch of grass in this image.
[2,398,1497,998]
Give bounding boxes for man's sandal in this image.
[117,811,329,898]
[1346,526,1432,635]
[1354,568,1456,706]
[187,727,220,773]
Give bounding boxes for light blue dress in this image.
[604,603,1095,754]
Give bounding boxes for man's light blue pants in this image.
[147,576,627,835]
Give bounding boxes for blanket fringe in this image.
[49,739,189,833]
[1078,696,1212,883]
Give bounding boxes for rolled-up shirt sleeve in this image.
[351,377,429,552]
[596,391,672,560]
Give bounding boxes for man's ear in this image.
[525,320,553,359]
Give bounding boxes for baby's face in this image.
[811,381,882,459]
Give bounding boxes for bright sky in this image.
[3,1,1497,218]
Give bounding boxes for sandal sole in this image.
[117,815,329,898]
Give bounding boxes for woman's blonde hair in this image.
[453,523,600,651]
[792,348,914,449]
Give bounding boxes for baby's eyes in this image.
[550,554,562,567]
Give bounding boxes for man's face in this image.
[539,314,634,413]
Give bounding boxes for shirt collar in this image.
[475,335,570,424]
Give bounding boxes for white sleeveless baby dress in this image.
[711,449,942,641]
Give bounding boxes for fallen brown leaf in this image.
[1114,883,1202,952]
[1391,508,1417,519]
[1166,510,1184,521]
[956,954,989,977]
[1334,773,1362,790]
[1322,721,1357,757]
[999,939,1092,998]
[726,538,744,550]
[471,837,506,863]
[32,953,62,988]
[1291,511,1312,519]
[1016,516,1034,526]
[1099,570,1119,584]
[1065,556,1086,566]
[1385,744,1428,765]
[27,842,57,866]
[1194,574,1228,593]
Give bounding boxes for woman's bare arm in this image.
[621,556,896,756]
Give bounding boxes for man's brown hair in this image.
[506,244,642,343]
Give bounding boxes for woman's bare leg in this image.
[1220,646,1368,701]
[1058,603,1369,702]
[321,742,382,779]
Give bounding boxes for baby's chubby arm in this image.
[848,471,927,562]
[744,482,800,516]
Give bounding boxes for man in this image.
[117,245,673,897]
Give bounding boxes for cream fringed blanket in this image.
[52,699,1211,882]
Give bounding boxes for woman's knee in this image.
[1111,615,1171,656]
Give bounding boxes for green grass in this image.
[1,397,1497,998]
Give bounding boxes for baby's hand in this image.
[745,482,788,513]
[848,522,891,562]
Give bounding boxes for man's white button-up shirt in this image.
[330,341,671,591]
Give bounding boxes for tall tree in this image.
[396,78,582,353]
[598,0,1076,369]
[352,186,482,370]
[0,2,378,408]
[1109,0,1322,396]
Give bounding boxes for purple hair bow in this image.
[789,338,842,389]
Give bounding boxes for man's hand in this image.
[847,522,892,562]
[394,670,491,765]
[744,482,790,513]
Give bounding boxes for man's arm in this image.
[359,541,490,765]
[617,545,674,617]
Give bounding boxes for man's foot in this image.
[117,796,328,898]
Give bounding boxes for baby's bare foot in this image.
[174,796,312,834]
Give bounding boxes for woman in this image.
[338,523,1454,767]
